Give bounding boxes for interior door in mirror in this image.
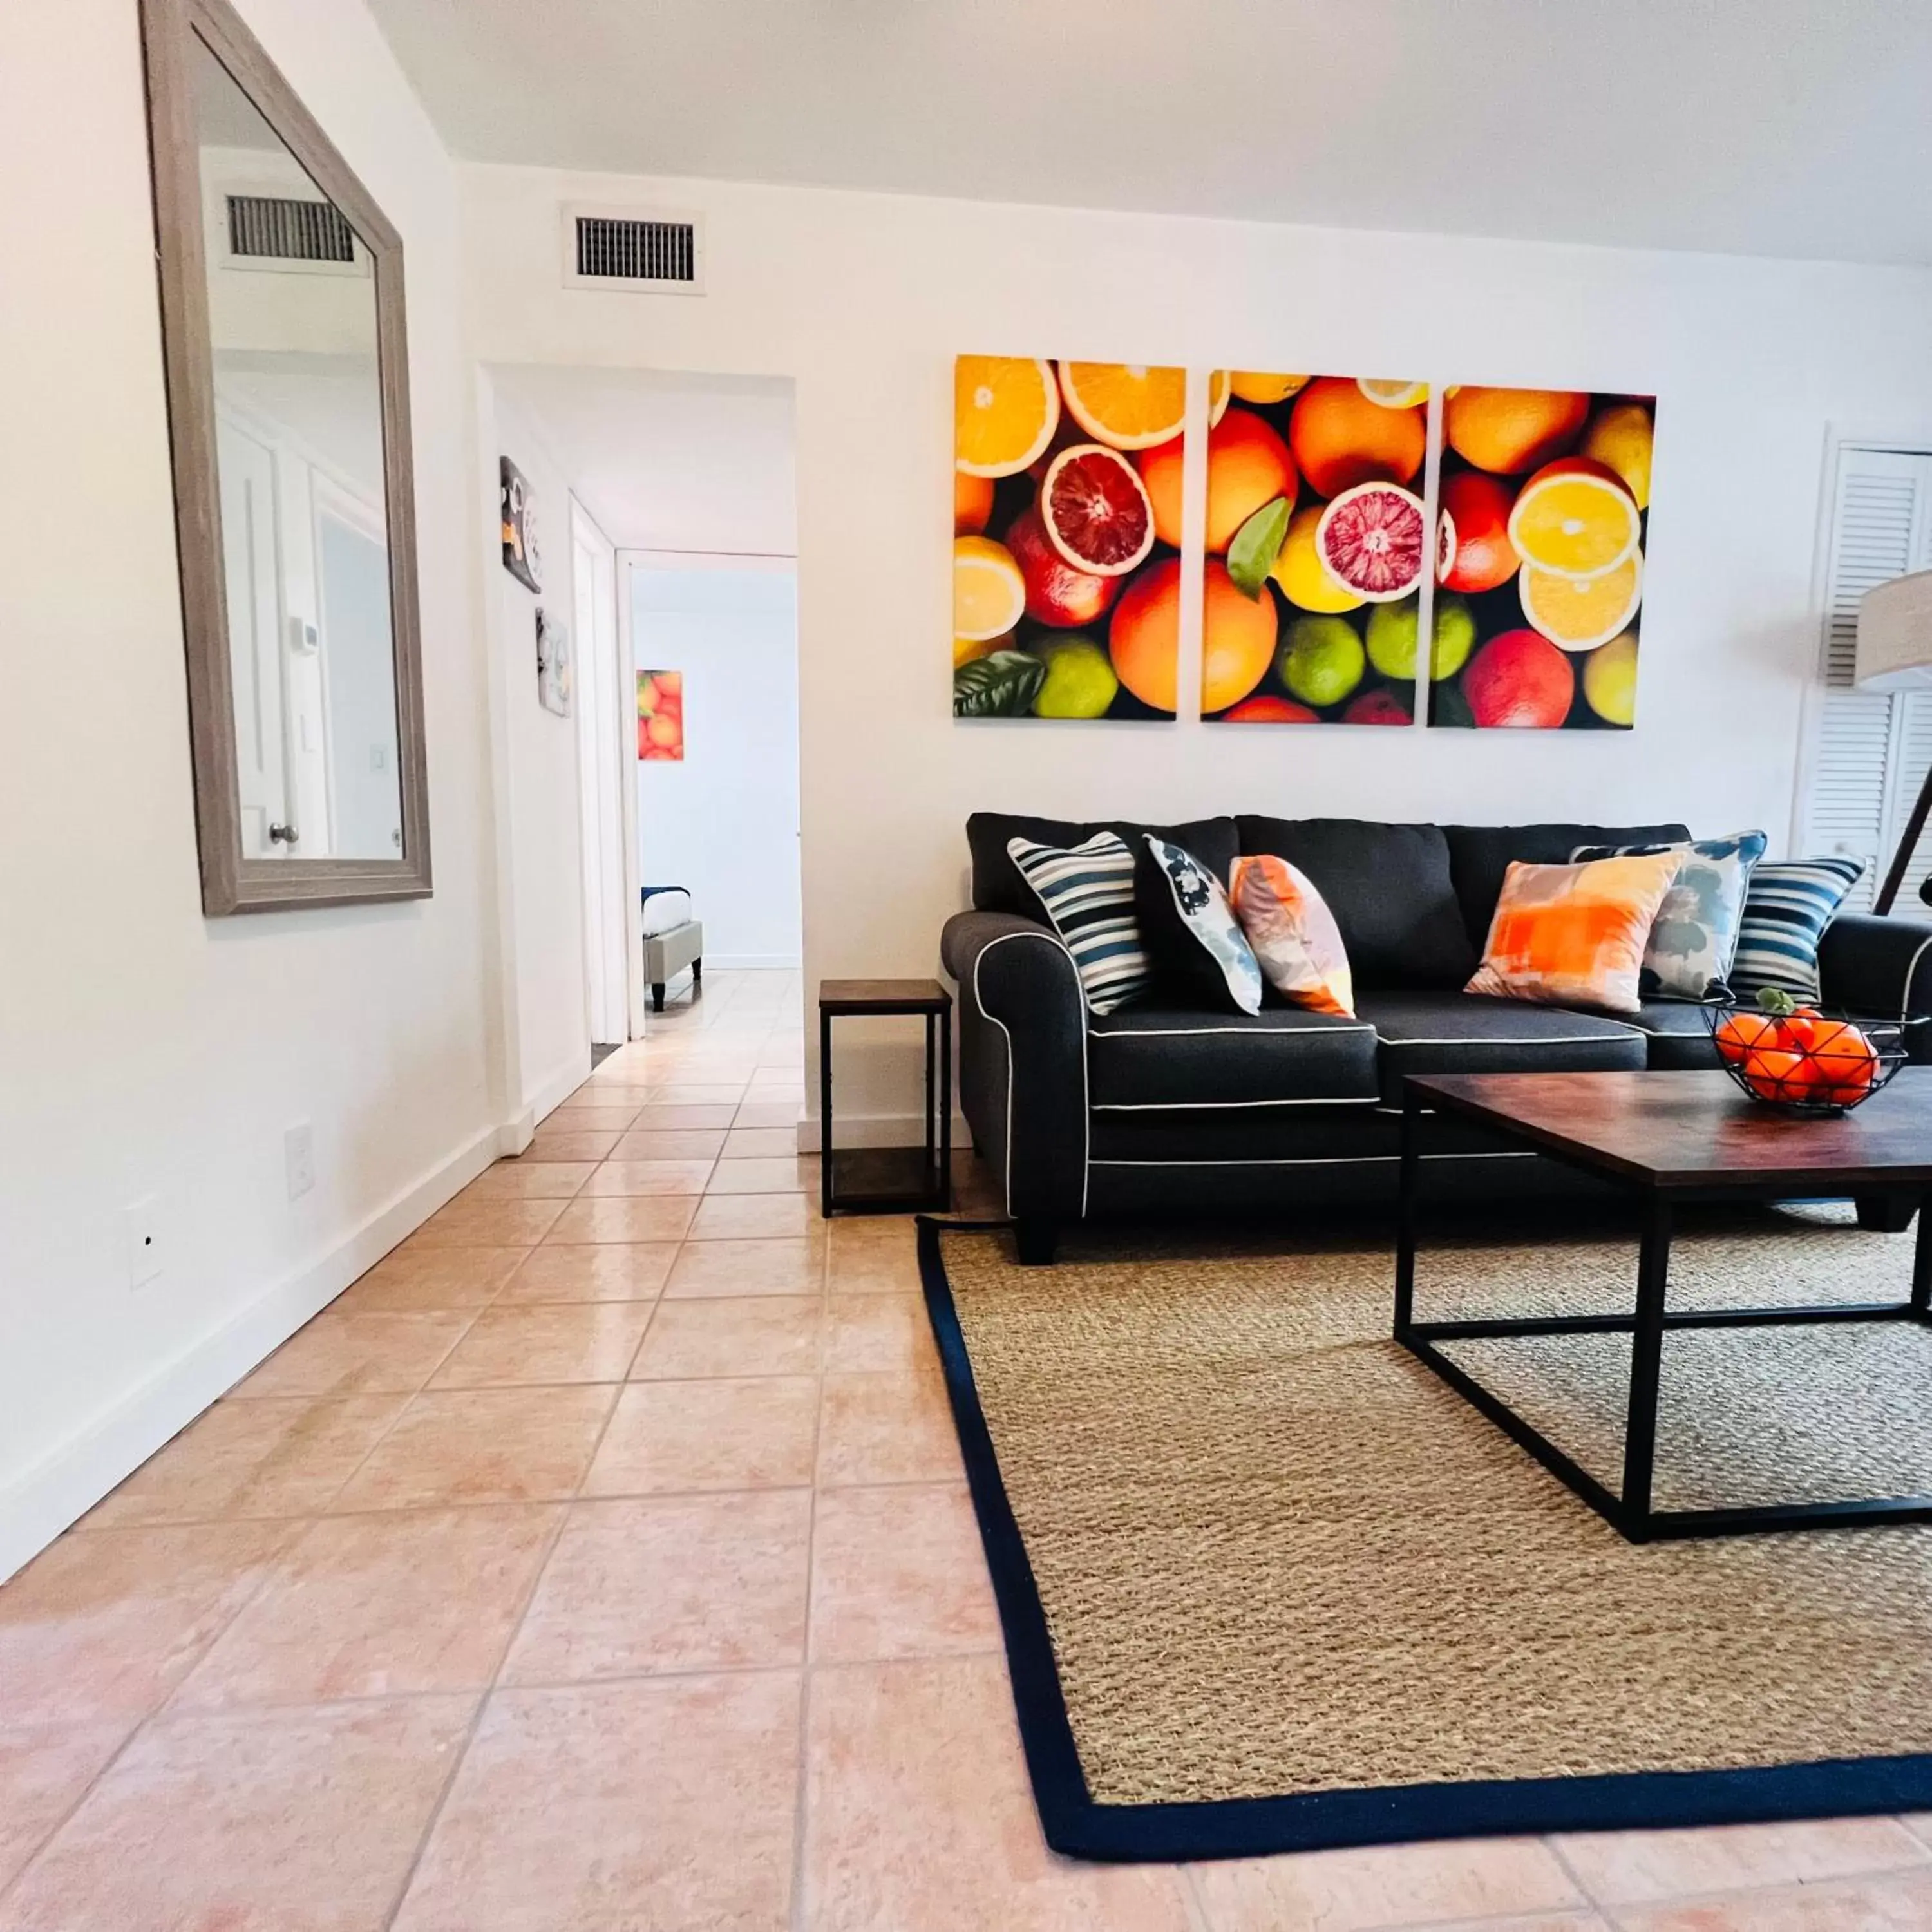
[189,34,402,862]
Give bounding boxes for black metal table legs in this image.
[1393,1092,1932,1541]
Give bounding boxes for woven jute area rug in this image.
[919,1211,1932,1861]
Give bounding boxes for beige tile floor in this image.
[5,967,1931,1927]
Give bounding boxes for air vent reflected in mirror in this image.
[226,193,357,264]
[562,207,704,293]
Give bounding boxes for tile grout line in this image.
[68,1468,972,1535]
[0,1509,314,1909]
[1583,1859,1932,1930]
[1542,1832,1608,1919]
[788,1108,829,1932]
[1177,1862,1218,1932]
[378,1244,647,1932]
[375,1498,576,1931]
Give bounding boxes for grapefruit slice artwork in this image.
[952,355,1188,721]
[1429,392,1654,731]
[1201,371,1428,724]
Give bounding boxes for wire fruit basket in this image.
[1701,989,1908,1117]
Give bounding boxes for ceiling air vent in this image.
[227,193,357,265]
[562,206,705,294]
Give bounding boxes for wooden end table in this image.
[1394,1068,1932,1542]
[818,979,952,1216]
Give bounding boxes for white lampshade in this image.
[1857,569,1932,690]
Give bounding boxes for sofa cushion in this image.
[1235,817,1475,989]
[1086,1005,1379,1110]
[969,813,1239,918]
[1356,990,1647,1103]
[1443,822,1690,952]
[1622,999,1722,1071]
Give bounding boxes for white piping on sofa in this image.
[1092,1022,1377,1039]
[1088,1150,1539,1168]
[1370,1029,1640,1046]
[1092,1095,1381,1111]
[970,928,1090,1221]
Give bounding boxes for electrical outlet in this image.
[122,1196,166,1289]
[285,1122,316,1201]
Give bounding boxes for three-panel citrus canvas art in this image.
[951,357,1654,731]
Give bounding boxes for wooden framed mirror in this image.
[139,0,431,913]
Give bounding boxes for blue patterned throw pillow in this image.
[1728,856,1865,1003]
[1571,830,1767,1001]
[1007,832,1154,1016]
[1141,835,1264,1015]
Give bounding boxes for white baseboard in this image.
[705,953,800,971]
[518,1050,594,1139]
[796,1110,971,1154]
[0,1122,504,1584]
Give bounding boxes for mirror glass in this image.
[190,33,402,860]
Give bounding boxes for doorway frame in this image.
[569,497,636,1043]
[619,546,801,1012]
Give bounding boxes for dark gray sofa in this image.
[940,813,1932,1262]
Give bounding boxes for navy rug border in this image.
[916,1215,1932,1864]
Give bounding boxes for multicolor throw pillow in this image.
[1729,857,1866,1003]
[1007,831,1153,1016]
[1229,855,1355,1017]
[1466,851,1685,1015]
[1571,830,1767,1001]
[1140,837,1263,1014]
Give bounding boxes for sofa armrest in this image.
[940,911,1088,1227]
[1817,913,1932,1058]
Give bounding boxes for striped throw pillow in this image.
[1007,832,1153,1016]
[1728,857,1865,1002]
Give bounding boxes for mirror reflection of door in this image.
[190,32,403,860]
[214,412,286,855]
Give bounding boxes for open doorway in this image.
[484,365,799,1059]
[628,553,801,1012]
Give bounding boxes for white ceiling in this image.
[491,366,796,555]
[369,0,1932,267]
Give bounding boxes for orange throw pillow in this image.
[1466,851,1684,1016]
[1229,855,1355,1017]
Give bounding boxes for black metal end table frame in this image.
[817,980,952,1217]
[1394,1087,1932,1542]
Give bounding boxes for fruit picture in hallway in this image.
[1428,388,1654,729]
[952,356,1188,719]
[637,669,684,760]
[1194,373,1430,724]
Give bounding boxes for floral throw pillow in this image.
[1571,830,1767,1001]
[1229,855,1355,1018]
[1139,836,1263,1015]
[1467,851,1685,1016]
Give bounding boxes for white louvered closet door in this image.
[1803,448,1932,912]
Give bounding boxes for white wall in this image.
[463,165,1932,1129]
[483,366,797,555]
[0,0,509,1579]
[634,565,802,967]
[478,379,592,1108]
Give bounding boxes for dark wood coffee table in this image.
[1394,1068,1932,1542]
